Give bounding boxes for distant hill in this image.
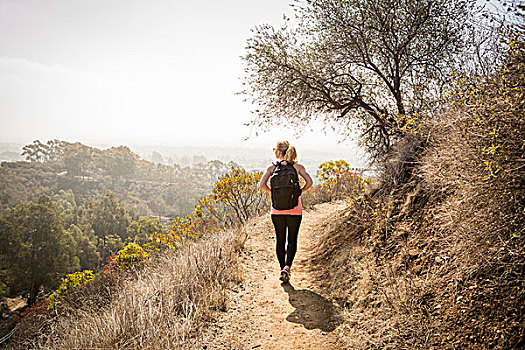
[0,141,244,217]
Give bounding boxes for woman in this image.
[259,141,313,283]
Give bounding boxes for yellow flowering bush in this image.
[316,160,368,201]
[115,242,149,268]
[145,167,267,252]
[49,270,94,308]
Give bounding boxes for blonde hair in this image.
[275,140,297,164]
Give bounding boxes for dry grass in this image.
[311,45,524,349]
[9,228,247,349]
[301,184,332,209]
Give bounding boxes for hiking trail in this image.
[191,201,348,349]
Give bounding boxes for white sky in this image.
[0,0,363,154]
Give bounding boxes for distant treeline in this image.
[0,140,240,217]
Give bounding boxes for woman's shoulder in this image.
[266,163,277,172]
[292,162,305,171]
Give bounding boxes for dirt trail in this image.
[192,201,348,350]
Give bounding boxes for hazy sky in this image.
[0,0,363,153]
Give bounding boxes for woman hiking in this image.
[259,141,313,283]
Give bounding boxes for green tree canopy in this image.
[69,224,100,270]
[126,216,167,245]
[0,195,79,305]
[100,146,138,179]
[84,191,134,242]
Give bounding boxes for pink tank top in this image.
[271,197,303,215]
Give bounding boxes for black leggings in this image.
[271,215,302,269]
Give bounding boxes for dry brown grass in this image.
[8,227,247,349]
[300,184,332,209]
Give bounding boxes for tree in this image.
[150,151,164,164]
[85,191,134,243]
[61,143,95,178]
[192,155,207,165]
[0,195,79,305]
[126,217,167,245]
[241,0,474,159]
[22,139,66,163]
[69,224,101,270]
[205,167,267,225]
[21,140,49,163]
[99,146,138,180]
[99,234,124,260]
[316,160,366,200]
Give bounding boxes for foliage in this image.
[0,159,259,311]
[99,234,125,261]
[448,34,524,183]
[115,243,149,268]
[100,146,139,180]
[126,216,167,245]
[48,270,94,308]
[68,224,100,270]
[22,139,64,163]
[315,160,368,201]
[0,195,79,305]
[144,211,203,252]
[145,167,267,252]
[10,229,245,349]
[102,254,118,272]
[206,167,267,225]
[419,39,525,346]
[83,191,134,242]
[0,161,61,212]
[2,141,238,218]
[241,0,474,160]
[61,142,96,177]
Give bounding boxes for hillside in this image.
[4,201,348,349]
[0,141,239,217]
[3,35,522,350]
[5,186,522,349]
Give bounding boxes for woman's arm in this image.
[295,163,313,192]
[259,165,275,194]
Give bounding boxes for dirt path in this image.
[192,201,348,350]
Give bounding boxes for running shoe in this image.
[280,266,291,283]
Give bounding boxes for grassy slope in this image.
[8,228,246,349]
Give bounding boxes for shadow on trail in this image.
[282,283,342,332]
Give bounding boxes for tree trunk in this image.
[28,283,38,306]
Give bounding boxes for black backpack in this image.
[270,161,302,210]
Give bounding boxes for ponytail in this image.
[283,146,297,164]
[276,141,298,164]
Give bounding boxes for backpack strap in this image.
[272,160,283,170]
[274,160,293,167]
